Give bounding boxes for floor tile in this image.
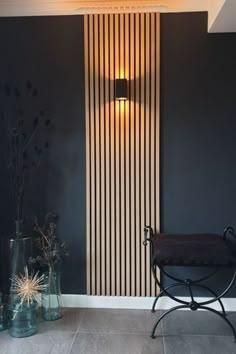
[70,332,164,354]
[78,308,162,335]
[0,330,75,354]
[38,308,83,333]
[162,310,236,336]
[164,335,236,354]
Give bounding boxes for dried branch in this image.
[29,213,69,272]
[0,81,52,236]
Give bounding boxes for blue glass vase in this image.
[42,271,61,321]
[9,300,38,338]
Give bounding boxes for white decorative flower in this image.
[11,267,46,306]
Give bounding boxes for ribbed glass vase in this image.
[42,271,61,321]
[9,300,38,338]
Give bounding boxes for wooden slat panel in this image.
[85,12,160,297]
[145,12,151,297]
[119,13,125,296]
[135,13,140,296]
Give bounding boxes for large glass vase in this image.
[9,300,38,338]
[10,237,33,280]
[0,303,9,331]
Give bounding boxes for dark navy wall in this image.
[160,12,236,295]
[0,16,86,294]
[1,12,236,296]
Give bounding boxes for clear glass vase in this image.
[9,301,38,338]
[10,237,33,280]
[42,271,61,321]
[0,303,9,331]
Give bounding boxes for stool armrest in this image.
[143,225,154,246]
[223,226,236,241]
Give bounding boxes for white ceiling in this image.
[0,0,235,33]
[208,0,236,33]
[0,0,209,16]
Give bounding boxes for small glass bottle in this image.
[42,271,61,321]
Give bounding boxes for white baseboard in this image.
[61,295,236,312]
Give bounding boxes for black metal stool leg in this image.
[193,284,226,316]
[152,291,164,313]
[152,283,185,313]
[199,306,236,342]
[151,304,189,339]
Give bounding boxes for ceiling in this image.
[0,0,235,33]
[0,0,209,16]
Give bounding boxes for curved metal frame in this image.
[151,282,226,316]
[143,225,236,341]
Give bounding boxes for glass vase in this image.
[0,303,9,331]
[9,301,38,338]
[42,271,61,321]
[10,237,33,280]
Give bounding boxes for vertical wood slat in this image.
[140,12,145,297]
[84,15,90,296]
[129,12,135,297]
[84,13,160,297]
[99,14,106,295]
[150,12,157,296]
[114,13,121,296]
[88,15,96,295]
[104,13,110,296]
[109,14,116,296]
[125,13,130,297]
[94,14,100,296]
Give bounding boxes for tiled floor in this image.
[1,308,236,353]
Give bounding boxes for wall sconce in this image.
[115,79,128,101]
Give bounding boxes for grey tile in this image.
[70,332,164,354]
[38,308,83,333]
[162,310,236,336]
[0,330,75,354]
[78,308,162,335]
[164,335,236,354]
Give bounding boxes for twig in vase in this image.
[0,81,52,236]
[29,213,69,272]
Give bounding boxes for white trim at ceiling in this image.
[0,0,209,17]
[75,5,167,14]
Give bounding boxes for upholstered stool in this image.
[143,226,236,341]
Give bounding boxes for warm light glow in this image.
[117,97,127,101]
[119,70,125,79]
